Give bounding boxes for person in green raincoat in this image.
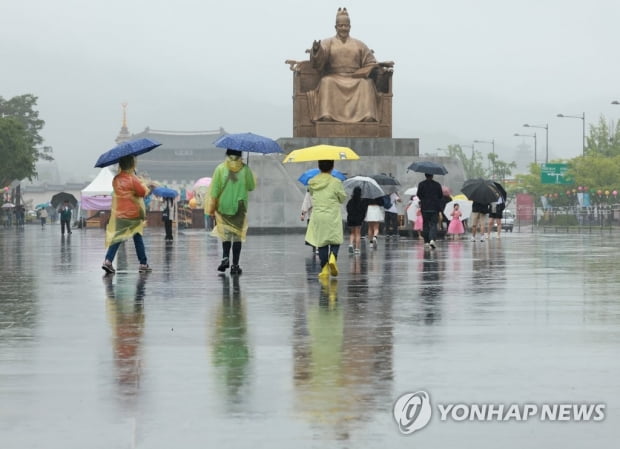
[206,149,256,275]
[305,160,347,278]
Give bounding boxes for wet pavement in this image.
[1,225,619,448]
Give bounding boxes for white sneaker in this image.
[480,236,485,242]
[429,240,436,249]
[470,236,476,242]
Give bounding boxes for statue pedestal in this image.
[313,121,391,138]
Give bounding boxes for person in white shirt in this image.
[384,191,401,239]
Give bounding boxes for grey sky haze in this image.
[2,0,619,181]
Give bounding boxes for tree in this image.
[0,94,53,186]
[441,144,486,179]
[585,115,620,157]
[0,117,37,186]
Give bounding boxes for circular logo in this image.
[393,391,432,435]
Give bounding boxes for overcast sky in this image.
[2,0,619,181]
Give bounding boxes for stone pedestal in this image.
[245,137,465,232]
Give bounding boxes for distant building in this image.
[114,105,228,186]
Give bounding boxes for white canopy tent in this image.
[81,167,114,210]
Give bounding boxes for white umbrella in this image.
[404,186,417,196]
[1,203,15,208]
[443,200,473,221]
[342,176,385,199]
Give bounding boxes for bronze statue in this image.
[309,7,390,123]
[286,7,394,137]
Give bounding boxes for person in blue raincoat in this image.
[305,160,347,278]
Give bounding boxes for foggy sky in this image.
[2,0,619,182]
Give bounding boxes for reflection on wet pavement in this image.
[1,228,619,447]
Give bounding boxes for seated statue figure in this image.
[308,7,393,123]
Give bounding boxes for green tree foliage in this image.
[0,117,36,186]
[585,115,620,157]
[0,94,53,186]
[441,144,486,179]
[487,153,517,181]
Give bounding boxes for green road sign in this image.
[540,163,572,184]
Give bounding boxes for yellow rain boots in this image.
[328,253,338,276]
[318,263,330,278]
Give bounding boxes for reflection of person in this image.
[346,186,367,254]
[309,8,385,123]
[102,155,153,274]
[211,276,250,400]
[207,149,256,275]
[305,160,347,278]
[58,200,72,235]
[447,203,465,238]
[417,173,443,249]
[104,273,146,399]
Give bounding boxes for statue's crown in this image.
[336,7,349,19]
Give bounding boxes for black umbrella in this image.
[51,192,78,208]
[493,181,507,200]
[461,179,500,204]
[408,161,448,175]
[369,173,400,194]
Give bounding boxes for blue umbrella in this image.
[407,161,448,175]
[297,168,346,185]
[213,132,283,154]
[95,138,162,168]
[152,186,178,199]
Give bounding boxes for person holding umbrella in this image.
[416,173,443,249]
[206,149,256,275]
[305,160,347,278]
[102,155,153,274]
[58,200,72,235]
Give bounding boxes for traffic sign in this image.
[540,163,572,184]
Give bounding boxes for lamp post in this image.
[557,112,585,157]
[523,123,548,163]
[460,144,474,160]
[473,139,495,179]
[514,133,537,164]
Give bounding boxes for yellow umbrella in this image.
[283,145,360,163]
[452,193,468,201]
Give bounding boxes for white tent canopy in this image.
[81,167,114,210]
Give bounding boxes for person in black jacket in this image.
[346,186,368,254]
[416,173,443,248]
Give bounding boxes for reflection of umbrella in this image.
[152,187,178,199]
[1,203,15,208]
[213,132,283,154]
[443,200,473,220]
[493,181,507,200]
[369,173,400,194]
[404,186,418,196]
[95,138,161,168]
[283,145,360,163]
[342,176,385,199]
[298,168,346,185]
[51,192,78,208]
[193,177,212,190]
[461,178,500,204]
[407,161,448,175]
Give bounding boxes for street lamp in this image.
[514,132,537,164]
[473,139,495,178]
[523,123,548,163]
[612,101,620,105]
[460,143,474,160]
[557,112,585,157]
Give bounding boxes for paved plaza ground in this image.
[1,225,618,448]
